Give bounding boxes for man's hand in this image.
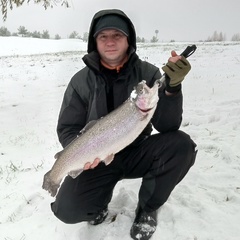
[162,50,191,93]
[83,158,101,170]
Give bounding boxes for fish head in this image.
[131,80,159,113]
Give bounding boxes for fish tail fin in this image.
[42,170,60,197]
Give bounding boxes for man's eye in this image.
[99,35,107,40]
[114,33,123,39]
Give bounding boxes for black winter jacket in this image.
[57,10,183,148]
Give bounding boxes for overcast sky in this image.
[1,0,240,41]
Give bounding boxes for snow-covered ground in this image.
[0,37,240,240]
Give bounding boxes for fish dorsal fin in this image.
[80,120,98,134]
[68,169,83,179]
[54,150,64,159]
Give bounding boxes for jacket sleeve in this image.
[141,61,183,133]
[151,87,183,133]
[57,79,87,148]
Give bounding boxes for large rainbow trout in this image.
[42,80,160,197]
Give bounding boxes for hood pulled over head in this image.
[87,9,137,53]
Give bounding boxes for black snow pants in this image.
[51,130,197,224]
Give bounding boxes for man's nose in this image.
[105,36,115,44]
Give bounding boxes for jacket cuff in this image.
[165,83,182,93]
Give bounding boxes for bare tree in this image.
[207,31,226,42]
[1,0,69,21]
[82,32,89,42]
[231,33,240,41]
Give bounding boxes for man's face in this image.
[96,29,129,66]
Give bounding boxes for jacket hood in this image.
[87,9,137,53]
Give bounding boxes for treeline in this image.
[1,26,240,42]
[0,26,89,41]
[137,30,240,43]
[206,31,240,42]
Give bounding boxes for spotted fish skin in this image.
[42,80,159,197]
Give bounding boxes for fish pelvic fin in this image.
[42,170,60,197]
[102,154,115,165]
[68,169,83,179]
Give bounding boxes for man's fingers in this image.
[171,50,178,57]
[83,162,91,170]
[168,51,181,63]
[90,158,100,169]
[83,158,101,170]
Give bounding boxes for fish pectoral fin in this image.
[68,169,83,179]
[102,154,115,165]
[54,149,64,159]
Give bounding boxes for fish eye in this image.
[135,85,144,94]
